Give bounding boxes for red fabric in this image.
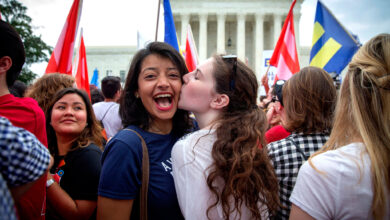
[269,0,300,81]
[74,35,91,99]
[185,24,199,72]
[0,94,48,219]
[45,0,82,74]
[265,125,291,144]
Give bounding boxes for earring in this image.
[86,123,88,126]
[135,93,139,98]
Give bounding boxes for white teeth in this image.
[155,94,172,98]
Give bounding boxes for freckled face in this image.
[136,54,182,122]
[178,58,217,114]
[50,93,87,139]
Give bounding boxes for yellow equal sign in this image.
[310,22,342,68]
[312,22,325,46]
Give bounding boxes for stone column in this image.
[217,13,226,54]
[273,13,282,47]
[181,13,190,49]
[255,13,264,80]
[199,13,208,62]
[236,13,246,61]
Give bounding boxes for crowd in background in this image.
[1,18,389,220]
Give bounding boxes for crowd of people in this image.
[0,18,389,220]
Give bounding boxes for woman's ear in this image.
[210,94,229,110]
[0,56,12,73]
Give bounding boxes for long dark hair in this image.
[46,88,103,156]
[120,41,192,137]
[206,55,280,219]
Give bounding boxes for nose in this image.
[157,75,169,89]
[64,107,74,116]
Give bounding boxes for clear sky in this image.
[18,0,390,74]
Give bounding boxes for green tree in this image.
[0,0,52,84]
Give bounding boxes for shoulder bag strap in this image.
[287,136,309,161]
[100,103,116,126]
[124,128,149,220]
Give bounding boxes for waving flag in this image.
[309,1,359,74]
[90,68,99,87]
[185,24,199,72]
[45,0,83,75]
[163,0,180,52]
[269,0,300,81]
[73,31,90,99]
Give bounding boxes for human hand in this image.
[261,74,268,86]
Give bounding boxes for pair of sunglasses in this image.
[222,55,237,90]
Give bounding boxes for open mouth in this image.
[154,93,174,111]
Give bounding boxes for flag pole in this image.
[155,0,162,41]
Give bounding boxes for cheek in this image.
[50,110,61,125]
[172,81,182,96]
[78,111,88,124]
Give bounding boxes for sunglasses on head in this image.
[222,55,238,90]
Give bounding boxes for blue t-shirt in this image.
[98,125,183,220]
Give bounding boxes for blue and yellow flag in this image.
[310,0,360,74]
[163,0,180,52]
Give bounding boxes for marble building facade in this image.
[85,0,310,86]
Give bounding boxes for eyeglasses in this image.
[222,55,237,90]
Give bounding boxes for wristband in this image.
[46,179,55,188]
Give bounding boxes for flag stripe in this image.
[163,0,180,52]
[45,0,82,74]
[310,37,342,68]
[283,21,297,63]
[75,34,90,99]
[185,24,199,72]
[269,0,300,81]
[309,0,359,74]
[312,22,325,46]
[276,55,293,80]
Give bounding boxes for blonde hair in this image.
[311,33,390,219]
[26,73,75,113]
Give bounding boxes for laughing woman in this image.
[97,42,193,219]
[45,88,103,219]
[171,55,280,219]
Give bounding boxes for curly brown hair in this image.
[46,88,103,156]
[206,55,280,219]
[26,73,75,113]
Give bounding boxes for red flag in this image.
[74,34,91,99]
[185,24,199,72]
[269,0,300,81]
[74,33,90,99]
[45,0,83,75]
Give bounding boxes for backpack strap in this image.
[124,128,149,220]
